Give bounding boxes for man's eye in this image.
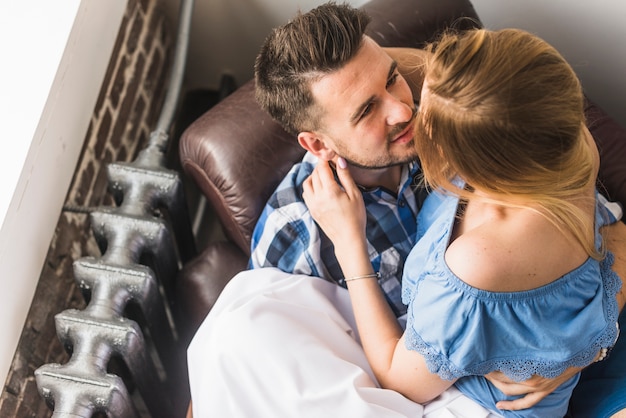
[361,103,373,118]
[386,73,399,88]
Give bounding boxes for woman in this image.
[302,28,621,417]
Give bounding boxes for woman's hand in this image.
[302,157,367,250]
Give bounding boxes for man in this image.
[188,3,626,417]
[249,4,424,317]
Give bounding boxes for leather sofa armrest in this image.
[179,81,304,255]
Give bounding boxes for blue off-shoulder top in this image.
[402,189,621,417]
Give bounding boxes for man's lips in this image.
[391,123,414,144]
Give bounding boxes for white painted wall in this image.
[166,0,624,128]
[0,0,127,384]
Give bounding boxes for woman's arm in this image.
[302,158,454,403]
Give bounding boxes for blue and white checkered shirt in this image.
[250,152,426,317]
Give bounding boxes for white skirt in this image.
[187,267,500,418]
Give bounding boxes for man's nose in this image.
[386,97,413,126]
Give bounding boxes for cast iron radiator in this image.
[34,0,196,416]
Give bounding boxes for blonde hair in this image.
[415,28,601,259]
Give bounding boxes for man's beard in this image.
[341,138,417,170]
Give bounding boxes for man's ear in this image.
[297,131,336,161]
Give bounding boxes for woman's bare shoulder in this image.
[445,211,586,292]
[445,222,520,292]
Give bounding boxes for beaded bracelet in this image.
[344,272,380,282]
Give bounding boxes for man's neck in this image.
[350,165,403,192]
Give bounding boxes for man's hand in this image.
[485,367,581,411]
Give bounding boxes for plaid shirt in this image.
[250,152,426,317]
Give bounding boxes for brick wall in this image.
[0,0,173,415]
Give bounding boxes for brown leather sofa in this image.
[177,0,626,342]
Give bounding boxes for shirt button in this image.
[399,199,405,207]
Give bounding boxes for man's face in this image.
[309,36,418,169]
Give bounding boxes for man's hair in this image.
[415,28,600,258]
[254,2,371,135]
